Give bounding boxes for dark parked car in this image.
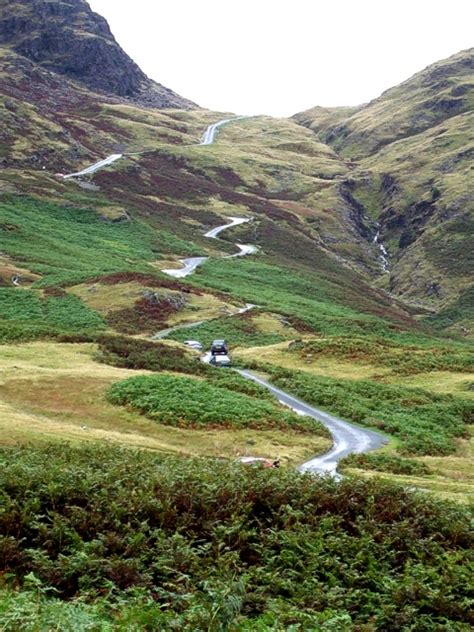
[211,339,229,355]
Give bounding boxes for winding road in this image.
[200,116,246,145]
[61,117,387,475]
[62,116,243,180]
[160,123,386,474]
[237,370,387,475]
[161,257,208,279]
[162,215,255,278]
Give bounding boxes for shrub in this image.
[95,334,211,375]
[339,453,432,476]
[106,374,325,434]
[294,335,474,375]
[0,289,105,341]
[0,444,472,629]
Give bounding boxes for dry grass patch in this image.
[0,342,329,465]
[69,281,238,328]
[165,292,238,325]
[69,282,152,314]
[391,371,474,398]
[234,341,388,380]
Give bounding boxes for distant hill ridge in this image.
[0,0,197,109]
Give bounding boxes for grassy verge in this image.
[0,444,472,630]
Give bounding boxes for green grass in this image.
[426,285,474,331]
[166,312,290,348]
[192,258,399,338]
[290,335,474,375]
[255,365,474,455]
[0,288,105,340]
[107,374,325,434]
[0,196,201,286]
[0,444,472,630]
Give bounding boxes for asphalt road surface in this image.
[236,369,387,476]
[204,216,251,239]
[160,257,208,279]
[200,116,246,145]
[162,216,255,278]
[63,154,123,179]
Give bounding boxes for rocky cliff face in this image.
[0,0,196,108]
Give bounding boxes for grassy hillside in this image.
[1,9,474,627]
[294,48,474,330]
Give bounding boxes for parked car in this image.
[211,339,229,355]
[209,354,232,368]
[183,340,203,351]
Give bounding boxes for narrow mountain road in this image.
[161,122,387,474]
[62,154,123,180]
[237,370,387,475]
[153,302,256,342]
[200,116,246,145]
[204,216,251,239]
[61,115,244,179]
[162,216,255,278]
[161,257,208,279]
[63,119,387,475]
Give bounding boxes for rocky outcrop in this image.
[0,0,196,109]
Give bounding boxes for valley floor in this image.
[1,337,472,503]
[0,341,331,466]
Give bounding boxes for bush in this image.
[96,334,211,375]
[258,365,474,455]
[107,374,325,433]
[0,444,472,629]
[0,289,105,341]
[294,335,474,375]
[339,453,432,476]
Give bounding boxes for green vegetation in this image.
[96,334,210,375]
[193,258,399,338]
[0,288,105,341]
[166,311,290,348]
[255,365,473,455]
[426,285,474,331]
[97,334,279,403]
[1,445,473,630]
[290,335,473,375]
[339,453,432,476]
[107,374,325,434]
[0,196,200,287]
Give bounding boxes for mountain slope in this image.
[0,0,196,108]
[296,48,473,159]
[294,48,474,334]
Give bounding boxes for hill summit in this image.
[0,0,196,108]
